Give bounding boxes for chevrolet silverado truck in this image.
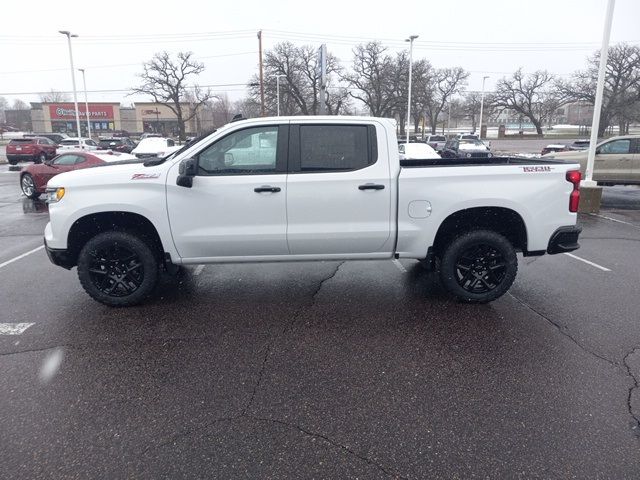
[43,116,582,307]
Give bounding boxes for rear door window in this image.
[600,139,631,155]
[297,125,374,172]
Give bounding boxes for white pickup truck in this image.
[44,116,582,307]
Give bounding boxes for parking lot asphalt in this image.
[1,164,640,479]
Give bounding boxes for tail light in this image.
[566,170,581,212]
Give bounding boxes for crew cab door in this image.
[594,138,634,182]
[286,122,393,255]
[166,124,289,260]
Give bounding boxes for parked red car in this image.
[6,137,57,165]
[19,151,137,199]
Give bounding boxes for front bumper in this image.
[44,239,74,270]
[547,225,582,254]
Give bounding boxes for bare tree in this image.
[0,96,8,123]
[494,69,567,135]
[249,41,350,116]
[462,92,496,132]
[39,89,70,103]
[423,67,470,134]
[233,97,261,119]
[560,43,640,135]
[12,99,29,110]
[410,59,435,134]
[132,51,214,140]
[343,42,397,117]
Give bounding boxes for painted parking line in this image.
[392,258,407,273]
[0,323,35,335]
[588,213,639,229]
[0,245,44,270]
[193,264,205,276]
[564,252,611,272]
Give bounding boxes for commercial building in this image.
[28,102,197,137]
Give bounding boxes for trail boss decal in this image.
[521,166,553,173]
[131,173,161,180]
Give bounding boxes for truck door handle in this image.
[254,186,281,193]
[358,183,385,191]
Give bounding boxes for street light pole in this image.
[78,68,91,139]
[59,31,82,140]
[405,35,418,145]
[478,75,489,138]
[584,0,616,186]
[271,74,285,116]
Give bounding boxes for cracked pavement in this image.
[1,169,640,478]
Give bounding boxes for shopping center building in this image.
[29,102,197,137]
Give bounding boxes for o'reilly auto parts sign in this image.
[49,104,114,120]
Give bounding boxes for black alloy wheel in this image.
[454,244,506,294]
[87,244,145,298]
[439,229,518,303]
[77,231,159,307]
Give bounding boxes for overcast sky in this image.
[1,0,638,107]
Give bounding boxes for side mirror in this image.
[595,148,601,155]
[176,157,197,188]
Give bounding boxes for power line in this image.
[0,51,257,75]
[0,83,251,96]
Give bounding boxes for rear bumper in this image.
[44,239,74,270]
[547,225,582,254]
[7,154,37,161]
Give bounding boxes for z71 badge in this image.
[131,173,161,180]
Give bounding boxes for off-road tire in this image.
[77,231,159,307]
[439,229,517,303]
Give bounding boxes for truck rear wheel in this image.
[77,231,159,307]
[439,229,517,303]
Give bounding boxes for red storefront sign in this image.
[49,104,114,120]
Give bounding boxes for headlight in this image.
[487,152,493,157]
[46,187,65,203]
[466,153,472,158]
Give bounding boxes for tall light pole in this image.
[478,75,489,138]
[271,74,285,116]
[59,31,82,139]
[78,68,91,139]
[584,0,616,186]
[405,35,418,144]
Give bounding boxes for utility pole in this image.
[405,35,418,144]
[257,30,265,116]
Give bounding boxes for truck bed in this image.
[400,156,566,168]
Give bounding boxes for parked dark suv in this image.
[98,137,136,153]
[6,137,57,165]
[441,139,493,159]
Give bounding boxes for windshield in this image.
[60,140,79,145]
[460,139,485,146]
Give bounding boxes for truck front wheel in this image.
[439,230,517,303]
[77,231,159,307]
